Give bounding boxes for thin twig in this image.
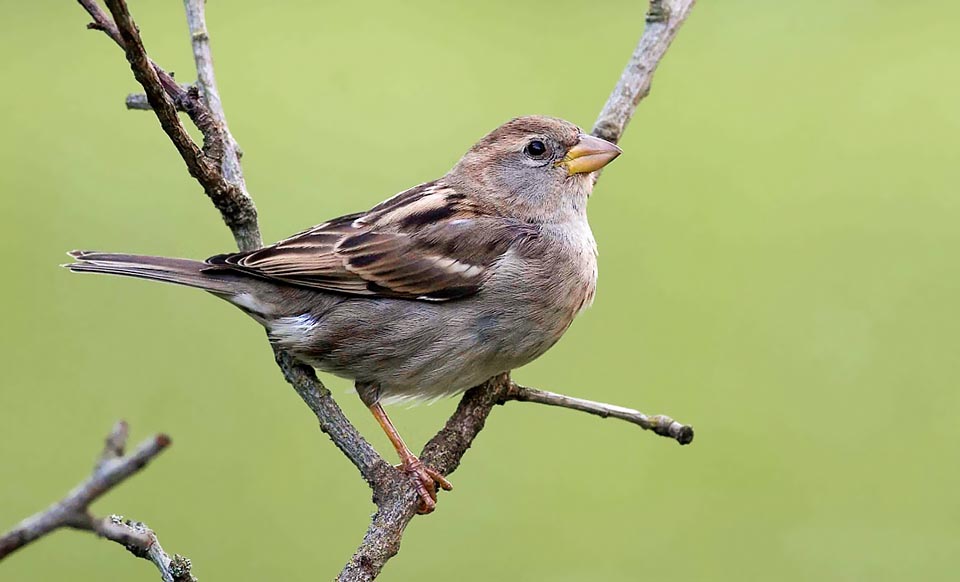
[0,422,193,582]
[103,0,261,251]
[68,515,196,582]
[505,383,694,445]
[592,0,697,145]
[79,0,261,250]
[78,0,123,46]
[126,89,191,111]
[183,0,249,219]
[274,349,394,490]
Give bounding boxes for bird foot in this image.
[398,457,453,514]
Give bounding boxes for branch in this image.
[182,0,249,215]
[274,349,394,490]
[591,0,697,145]
[126,88,191,111]
[0,422,194,582]
[337,373,694,580]
[338,374,511,581]
[504,383,694,445]
[79,0,261,251]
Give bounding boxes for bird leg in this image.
[368,403,453,514]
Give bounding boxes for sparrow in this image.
[67,116,621,513]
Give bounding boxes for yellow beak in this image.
[558,133,622,175]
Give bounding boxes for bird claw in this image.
[398,457,453,514]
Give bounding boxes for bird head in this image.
[448,116,621,223]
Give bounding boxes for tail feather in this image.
[65,250,236,295]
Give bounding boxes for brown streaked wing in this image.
[203,182,536,301]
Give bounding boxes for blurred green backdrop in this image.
[2,1,958,580]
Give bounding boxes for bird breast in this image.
[265,218,599,403]
[488,218,598,345]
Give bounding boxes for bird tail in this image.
[65,250,237,295]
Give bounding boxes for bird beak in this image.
[558,134,622,175]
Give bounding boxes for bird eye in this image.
[524,139,548,158]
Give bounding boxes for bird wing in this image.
[204,181,538,301]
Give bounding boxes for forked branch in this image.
[0,422,195,582]
[78,0,261,250]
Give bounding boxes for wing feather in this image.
[203,181,537,301]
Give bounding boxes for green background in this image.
[2,1,958,580]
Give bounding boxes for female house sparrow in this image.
[68,116,621,512]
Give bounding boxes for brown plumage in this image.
[203,181,536,300]
[66,115,622,512]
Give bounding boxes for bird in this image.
[66,115,621,513]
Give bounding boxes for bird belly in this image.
[268,293,580,405]
[264,231,597,405]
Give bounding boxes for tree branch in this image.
[79,0,261,251]
[274,349,394,490]
[336,371,695,580]
[0,422,194,582]
[182,0,249,217]
[504,383,694,445]
[16,0,698,579]
[338,374,512,581]
[591,0,697,145]
[126,88,191,111]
